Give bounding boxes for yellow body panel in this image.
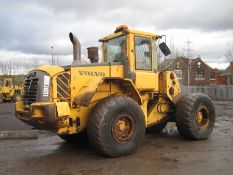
[135,71,158,91]
[159,71,181,101]
[56,102,71,117]
[36,66,64,77]
[70,64,124,103]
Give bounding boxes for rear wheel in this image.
[87,95,145,157]
[176,93,215,140]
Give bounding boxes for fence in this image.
[181,85,233,101]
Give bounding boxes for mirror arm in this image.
[160,35,167,44]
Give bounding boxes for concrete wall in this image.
[182,85,233,101]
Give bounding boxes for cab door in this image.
[133,35,158,91]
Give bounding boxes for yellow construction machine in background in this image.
[0,77,23,103]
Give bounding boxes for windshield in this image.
[103,35,127,62]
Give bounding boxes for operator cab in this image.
[4,78,12,87]
[100,25,171,91]
[101,25,170,69]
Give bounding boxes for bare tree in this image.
[0,57,45,75]
[169,39,183,59]
[225,41,233,63]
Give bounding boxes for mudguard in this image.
[73,78,142,107]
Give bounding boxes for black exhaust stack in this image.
[87,47,99,63]
[69,32,82,65]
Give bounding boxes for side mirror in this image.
[159,42,171,56]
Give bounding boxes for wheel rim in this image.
[196,105,209,129]
[112,113,135,143]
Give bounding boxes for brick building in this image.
[219,62,233,85]
[159,57,226,86]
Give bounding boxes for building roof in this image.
[159,56,220,73]
[159,57,206,71]
[158,58,175,70]
[190,57,215,70]
[220,62,233,76]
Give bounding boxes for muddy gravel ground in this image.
[0,101,233,175]
[0,103,32,131]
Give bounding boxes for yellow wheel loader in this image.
[0,77,23,103]
[15,25,215,157]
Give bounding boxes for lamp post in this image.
[188,59,191,87]
[51,46,54,65]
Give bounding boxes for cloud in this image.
[0,0,233,71]
[34,0,233,31]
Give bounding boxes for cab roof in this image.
[99,25,160,42]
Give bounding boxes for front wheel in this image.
[87,96,145,157]
[176,93,215,140]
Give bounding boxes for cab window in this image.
[135,36,152,70]
[103,35,127,62]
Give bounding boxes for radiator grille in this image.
[23,77,38,106]
[57,73,70,103]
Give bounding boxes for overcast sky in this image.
[0,0,233,73]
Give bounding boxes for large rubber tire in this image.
[87,95,145,157]
[176,93,215,140]
[58,132,88,144]
[146,121,167,133]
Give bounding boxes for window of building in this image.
[195,70,205,80]
[174,70,182,79]
[209,72,216,80]
[135,36,152,70]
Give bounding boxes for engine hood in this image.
[32,66,65,77]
